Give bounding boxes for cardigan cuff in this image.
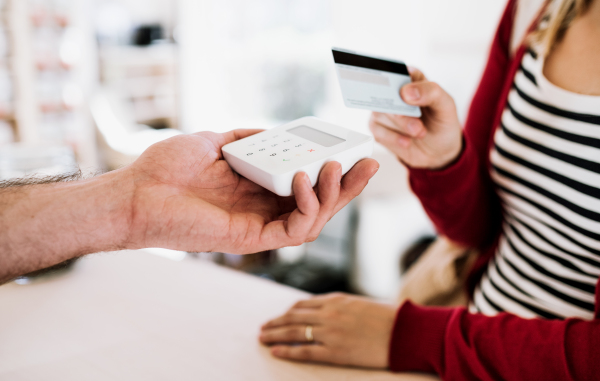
[408,135,478,194]
[388,301,453,374]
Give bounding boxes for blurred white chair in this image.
[350,147,436,301]
[90,89,181,170]
[352,195,435,301]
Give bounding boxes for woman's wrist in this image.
[428,134,465,171]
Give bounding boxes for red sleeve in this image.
[408,0,517,249]
[388,300,600,381]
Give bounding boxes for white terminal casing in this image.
[222,117,374,197]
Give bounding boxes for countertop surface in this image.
[0,251,436,380]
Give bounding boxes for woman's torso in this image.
[471,45,600,319]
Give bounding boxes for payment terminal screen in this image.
[287,126,346,147]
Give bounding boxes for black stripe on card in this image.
[332,50,409,75]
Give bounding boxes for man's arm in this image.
[0,129,379,284]
[0,170,134,282]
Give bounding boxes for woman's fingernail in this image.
[406,87,420,101]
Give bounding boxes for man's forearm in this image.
[0,170,134,283]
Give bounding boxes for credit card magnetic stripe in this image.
[332,50,409,76]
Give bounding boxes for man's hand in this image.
[369,68,463,170]
[123,129,379,253]
[0,129,378,282]
[260,293,396,369]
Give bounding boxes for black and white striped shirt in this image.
[471,48,600,320]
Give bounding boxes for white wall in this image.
[179,0,507,134]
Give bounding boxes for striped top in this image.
[471,48,600,320]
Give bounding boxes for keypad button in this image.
[247,153,253,156]
[283,149,290,152]
[270,153,277,157]
[308,149,315,153]
[272,144,278,147]
[259,148,265,152]
[295,144,302,148]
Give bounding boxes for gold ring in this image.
[305,325,314,342]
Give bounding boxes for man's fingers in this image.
[276,212,292,222]
[260,325,325,344]
[199,128,264,153]
[306,161,342,241]
[262,309,322,329]
[224,129,265,144]
[261,172,319,248]
[286,172,320,239]
[270,345,331,363]
[333,158,379,215]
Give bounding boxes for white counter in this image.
[0,251,436,380]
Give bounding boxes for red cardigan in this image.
[388,1,600,380]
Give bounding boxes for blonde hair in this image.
[530,0,593,56]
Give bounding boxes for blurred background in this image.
[0,0,506,301]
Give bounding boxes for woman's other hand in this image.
[369,68,463,170]
[259,293,397,369]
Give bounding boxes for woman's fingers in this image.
[370,121,412,153]
[370,112,426,139]
[400,80,456,118]
[291,297,327,309]
[262,308,322,329]
[259,325,325,344]
[270,345,331,363]
[407,66,427,82]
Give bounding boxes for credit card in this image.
[332,48,421,117]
